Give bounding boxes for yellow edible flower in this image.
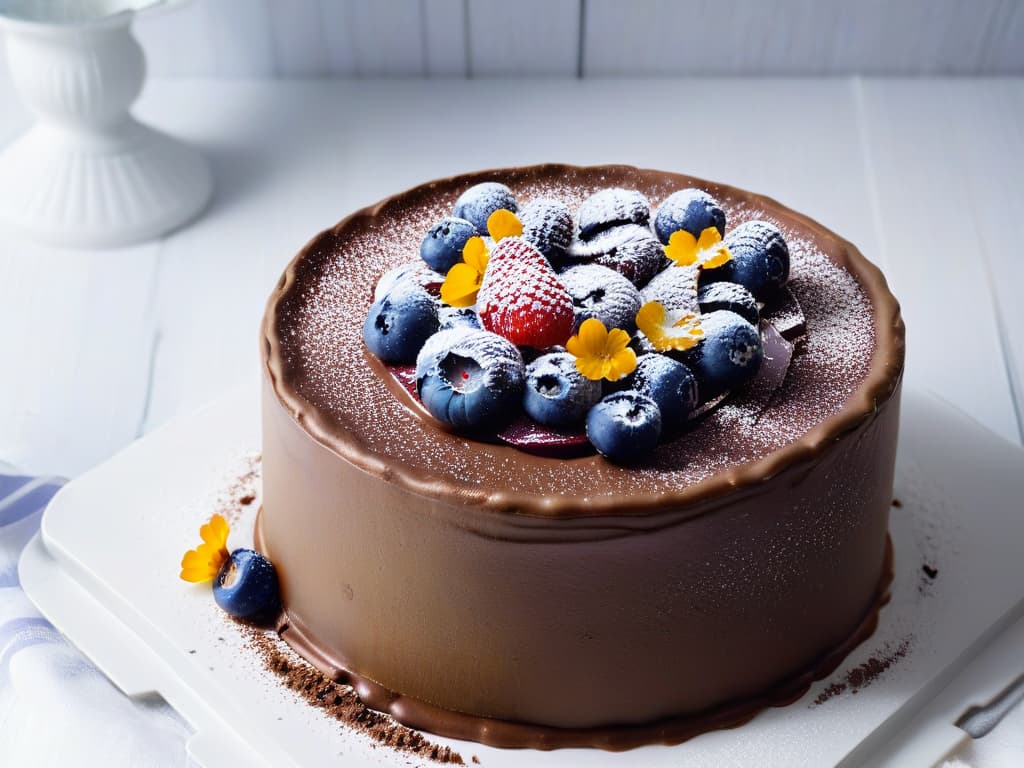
[180,514,230,583]
[566,318,638,382]
[635,300,704,352]
[663,226,732,270]
[439,209,522,307]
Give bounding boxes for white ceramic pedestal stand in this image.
[0,4,212,248]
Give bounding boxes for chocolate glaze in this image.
[259,165,905,749]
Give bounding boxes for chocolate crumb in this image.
[922,564,938,579]
[239,493,256,506]
[244,627,464,764]
[471,756,480,764]
[891,498,902,508]
[813,637,911,705]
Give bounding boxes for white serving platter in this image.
[18,386,1024,767]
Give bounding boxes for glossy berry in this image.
[438,305,482,331]
[653,189,726,244]
[520,197,573,260]
[523,352,602,427]
[213,549,280,622]
[683,310,763,399]
[576,188,650,240]
[697,281,759,326]
[626,354,700,429]
[416,328,525,428]
[363,285,439,363]
[567,224,664,287]
[721,220,790,300]
[586,391,662,463]
[477,237,574,348]
[453,182,517,232]
[373,261,444,301]
[420,217,478,273]
[561,264,641,333]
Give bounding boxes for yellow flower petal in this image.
[635,301,667,340]
[606,347,638,381]
[180,567,213,583]
[568,319,638,382]
[462,236,489,272]
[578,318,610,356]
[664,230,699,267]
[606,327,631,355]
[181,514,230,583]
[574,355,607,381]
[701,245,732,270]
[487,209,523,242]
[440,262,483,307]
[636,301,705,352]
[199,514,229,549]
[696,226,721,251]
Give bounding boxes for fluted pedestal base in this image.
[0,119,212,248]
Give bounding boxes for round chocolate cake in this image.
[259,164,905,750]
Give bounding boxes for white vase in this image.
[0,3,212,248]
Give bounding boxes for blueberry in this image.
[683,310,763,399]
[626,354,700,429]
[586,391,662,463]
[653,189,726,244]
[567,224,663,287]
[420,217,478,273]
[520,197,573,260]
[453,182,517,232]
[560,264,641,333]
[439,305,482,331]
[213,549,280,622]
[576,188,650,240]
[641,262,700,315]
[416,328,524,428]
[373,261,444,302]
[523,352,602,427]
[363,285,439,363]
[721,220,790,300]
[697,281,759,326]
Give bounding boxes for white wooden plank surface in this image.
[467,0,580,76]
[856,78,1021,445]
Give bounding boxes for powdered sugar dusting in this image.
[274,171,877,500]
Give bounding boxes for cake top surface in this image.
[264,165,904,517]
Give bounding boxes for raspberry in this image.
[478,238,574,349]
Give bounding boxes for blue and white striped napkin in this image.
[0,473,192,767]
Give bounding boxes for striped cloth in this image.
[0,473,192,767]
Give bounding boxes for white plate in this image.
[18,387,1024,767]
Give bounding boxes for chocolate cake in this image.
[258,164,905,750]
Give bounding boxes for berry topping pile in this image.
[364,181,797,462]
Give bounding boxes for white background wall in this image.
[132,0,1024,78]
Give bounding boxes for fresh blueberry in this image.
[586,391,662,463]
[374,261,444,301]
[560,264,641,333]
[683,310,763,399]
[363,285,440,363]
[520,197,573,260]
[416,328,525,428]
[721,220,790,300]
[420,217,478,273]
[653,189,726,244]
[523,352,602,427]
[576,188,650,240]
[641,262,701,315]
[626,354,700,429]
[567,224,663,287]
[453,182,517,232]
[697,281,759,326]
[438,305,482,331]
[213,549,280,622]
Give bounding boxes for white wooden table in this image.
[0,75,1021,477]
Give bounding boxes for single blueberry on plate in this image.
[626,354,700,429]
[653,189,726,244]
[363,285,439,363]
[416,328,525,428]
[523,352,602,427]
[453,182,517,232]
[721,220,790,300]
[213,548,280,622]
[586,390,662,463]
[420,217,478,273]
[373,261,444,301]
[576,188,651,240]
[697,281,760,326]
[520,197,573,260]
[683,310,763,399]
[560,264,641,333]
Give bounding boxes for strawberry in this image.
[478,238,574,348]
